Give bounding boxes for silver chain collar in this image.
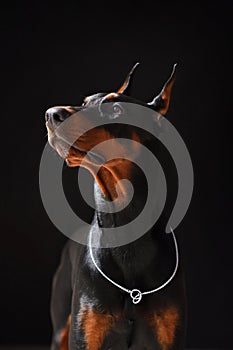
[89,227,179,304]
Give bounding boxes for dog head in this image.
[45,64,176,199]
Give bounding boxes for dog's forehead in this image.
[83,92,133,106]
[83,92,145,106]
[83,93,106,105]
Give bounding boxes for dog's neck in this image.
[89,149,173,287]
[90,160,168,287]
[94,160,148,229]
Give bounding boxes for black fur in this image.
[46,66,186,350]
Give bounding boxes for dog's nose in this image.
[45,107,71,123]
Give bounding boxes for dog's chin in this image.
[48,136,90,168]
[47,132,106,170]
[65,148,104,168]
[48,135,121,200]
[48,135,69,159]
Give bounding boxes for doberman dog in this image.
[45,64,186,350]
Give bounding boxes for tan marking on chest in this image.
[80,307,118,350]
[148,306,179,350]
[60,314,71,350]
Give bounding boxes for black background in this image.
[1,0,232,347]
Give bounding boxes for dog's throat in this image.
[94,166,123,201]
[93,163,148,228]
[98,158,142,201]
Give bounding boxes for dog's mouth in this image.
[45,119,133,201]
[66,146,106,167]
[47,124,106,166]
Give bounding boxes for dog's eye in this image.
[112,104,123,115]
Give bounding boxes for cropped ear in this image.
[117,62,140,94]
[148,64,177,115]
